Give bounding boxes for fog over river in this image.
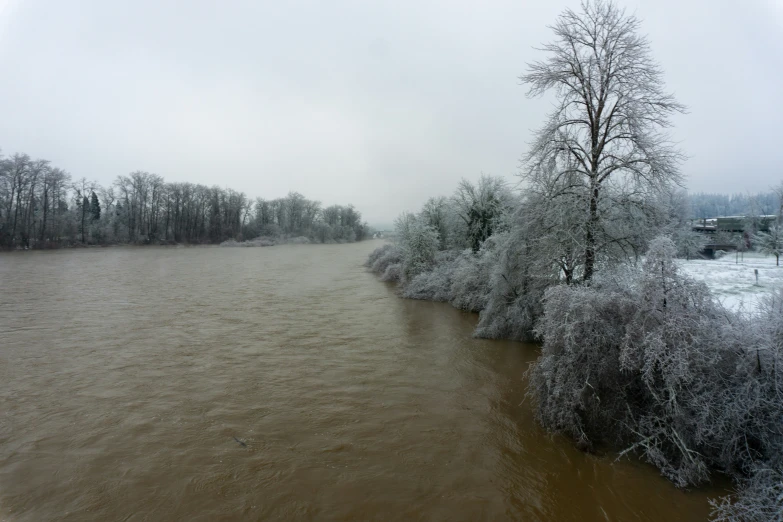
[0,242,718,521]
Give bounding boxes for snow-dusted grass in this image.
[678,253,783,311]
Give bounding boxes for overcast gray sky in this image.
[1,0,781,226]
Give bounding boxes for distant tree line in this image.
[0,150,368,248]
[690,191,781,220]
[688,190,783,220]
[689,186,783,265]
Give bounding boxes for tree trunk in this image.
[40,186,49,241]
[584,185,599,282]
[81,197,87,243]
[12,189,23,244]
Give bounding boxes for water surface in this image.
[0,242,716,520]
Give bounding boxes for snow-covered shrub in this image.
[366,243,393,267]
[366,244,403,275]
[380,263,402,283]
[528,274,638,450]
[700,290,783,480]
[711,466,783,522]
[447,237,504,313]
[474,232,556,341]
[402,250,459,301]
[529,236,783,497]
[617,237,730,486]
[707,289,783,520]
[671,228,707,260]
[395,213,440,283]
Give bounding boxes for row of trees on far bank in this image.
[690,190,783,222]
[368,2,782,520]
[0,155,368,248]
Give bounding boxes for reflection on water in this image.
[0,242,715,520]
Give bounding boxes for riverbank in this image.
[366,239,783,521]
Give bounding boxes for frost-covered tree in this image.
[672,228,706,260]
[521,163,597,283]
[663,190,707,260]
[419,196,452,250]
[90,191,101,221]
[754,226,782,266]
[448,235,504,313]
[394,212,440,282]
[521,0,686,281]
[452,175,512,252]
[474,222,557,341]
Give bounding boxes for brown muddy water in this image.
[0,242,718,521]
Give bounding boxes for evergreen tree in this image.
[81,195,90,242]
[90,191,101,221]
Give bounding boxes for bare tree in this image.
[521,0,686,281]
[73,177,96,243]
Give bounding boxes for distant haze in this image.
[1,0,781,226]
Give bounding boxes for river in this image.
[0,242,717,521]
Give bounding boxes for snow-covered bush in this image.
[474,230,557,341]
[448,236,504,313]
[395,212,440,283]
[711,466,783,522]
[365,244,404,283]
[528,274,638,449]
[671,228,707,260]
[530,237,783,503]
[529,237,744,485]
[367,244,402,273]
[380,263,402,283]
[708,289,783,519]
[401,235,505,311]
[617,237,730,486]
[402,250,459,301]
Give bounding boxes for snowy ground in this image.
[678,253,782,311]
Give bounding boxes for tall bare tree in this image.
[521,0,686,281]
[73,177,96,243]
